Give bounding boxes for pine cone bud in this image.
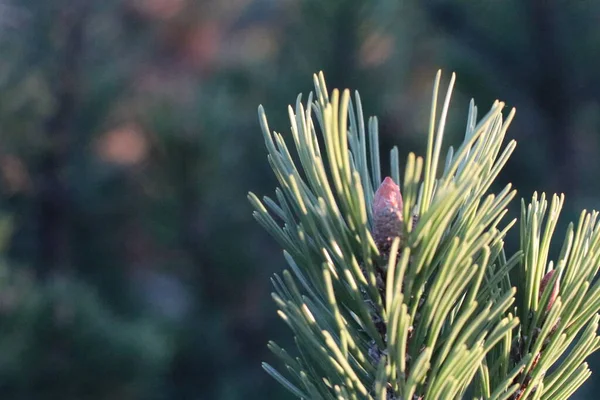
[372,177,403,257]
[539,270,559,312]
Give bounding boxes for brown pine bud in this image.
[539,270,559,312]
[372,177,403,257]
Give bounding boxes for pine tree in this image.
[250,71,600,399]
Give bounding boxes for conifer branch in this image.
[250,71,600,399]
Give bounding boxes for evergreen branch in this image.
[250,71,600,399]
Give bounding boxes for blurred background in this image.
[0,0,598,399]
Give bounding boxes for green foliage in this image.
[250,72,600,399]
[0,267,173,400]
[0,215,172,399]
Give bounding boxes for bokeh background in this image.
[0,0,599,399]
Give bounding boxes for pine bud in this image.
[372,177,403,257]
[539,270,559,312]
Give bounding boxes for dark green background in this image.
[0,0,598,398]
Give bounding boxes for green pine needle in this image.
[250,71,600,399]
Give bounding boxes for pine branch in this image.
[250,71,600,400]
